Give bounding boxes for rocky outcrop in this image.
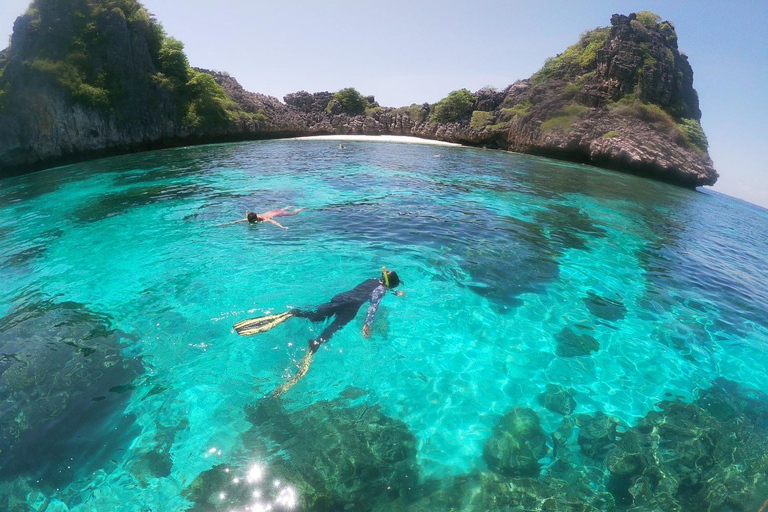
[0,2,180,172]
[0,6,717,188]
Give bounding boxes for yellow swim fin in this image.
[234,311,294,336]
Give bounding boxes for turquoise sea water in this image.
[1,139,767,511]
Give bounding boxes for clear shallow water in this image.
[0,140,767,511]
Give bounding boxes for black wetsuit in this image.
[293,278,387,353]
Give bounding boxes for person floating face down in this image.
[218,207,304,229]
[233,268,404,397]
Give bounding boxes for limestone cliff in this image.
[0,5,717,188]
[263,12,716,187]
[0,0,179,171]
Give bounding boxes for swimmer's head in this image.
[382,269,400,289]
[247,211,261,223]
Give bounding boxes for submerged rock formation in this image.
[375,378,768,512]
[181,390,419,511]
[0,300,143,489]
[0,3,717,188]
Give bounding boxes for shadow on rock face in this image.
[0,300,143,489]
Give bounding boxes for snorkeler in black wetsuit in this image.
[233,268,403,396]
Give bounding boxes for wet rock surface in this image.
[0,300,143,488]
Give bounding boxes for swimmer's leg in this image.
[270,351,314,398]
[308,307,358,353]
[269,307,357,398]
[272,207,304,218]
[292,304,335,323]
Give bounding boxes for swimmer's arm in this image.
[216,218,248,227]
[265,218,288,229]
[362,286,386,337]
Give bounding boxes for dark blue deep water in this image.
[0,138,766,511]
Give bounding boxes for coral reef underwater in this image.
[181,377,768,511]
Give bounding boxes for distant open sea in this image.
[1,139,766,511]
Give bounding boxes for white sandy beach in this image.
[289,134,461,147]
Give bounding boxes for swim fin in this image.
[234,311,294,336]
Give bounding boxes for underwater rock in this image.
[698,376,768,426]
[182,463,258,512]
[236,393,419,511]
[72,182,205,223]
[128,417,188,486]
[534,204,607,253]
[459,215,560,309]
[577,411,620,460]
[374,378,768,512]
[0,300,143,488]
[599,378,768,511]
[328,201,560,310]
[583,291,627,322]
[537,384,577,415]
[483,407,550,477]
[555,327,600,357]
[373,473,488,511]
[374,471,611,512]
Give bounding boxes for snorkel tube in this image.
[382,266,390,288]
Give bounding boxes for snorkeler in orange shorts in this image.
[218,207,304,229]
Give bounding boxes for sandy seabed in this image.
[289,134,461,147]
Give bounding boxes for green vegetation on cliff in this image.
[532,27,610,85]
[328,87,367,115]
[0,7,716,187]
[470,110,493,130]
[431,88,475,123]
[608,95,708,152]
[540,104,589,134]
[0,0,244,128]
[677,117,708,151]
[527,11,708,154]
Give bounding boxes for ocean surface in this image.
[0,139,766,511]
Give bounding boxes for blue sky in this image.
[2,0,766,208]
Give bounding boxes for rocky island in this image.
[0,1,717,188]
